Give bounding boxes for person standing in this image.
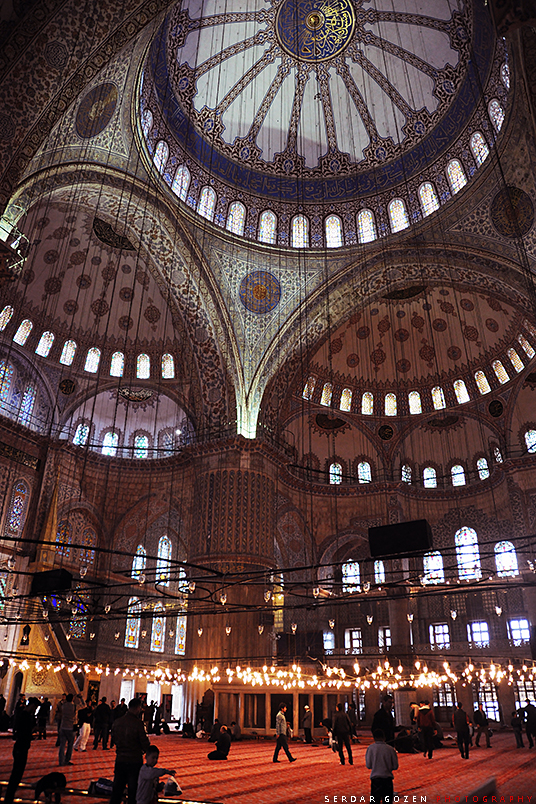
[523,700,536,748]
[58,693,76,766]
[347,702,359,743]
[272,703,297,763]
[37,697,51,740]
[371,695,396,746]
[111,698,127,748]
[4,697,39,804]
[365,728,399,804]
[207,724,232,760]
[110,697,151,804]
[473,703,491,748]
[93,696,112,750]
[74,701,93,752]
[332,703,353,765]
[511,710,524,748]
[54,695,66,747]
[302,705,313,744]
[416,700,436,759]
[452,702,470,759]
[136,745,176,804]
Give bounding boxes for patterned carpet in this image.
[1,731,535,804]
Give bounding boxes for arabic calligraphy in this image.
[276,0,356,62]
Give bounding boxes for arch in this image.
[162,354,175,379]
[423,466,437,488]
[13,319,33,346]
[501,62,510,89]
[507,348,524,373]
[384,393,397,416]
[73,422,90,446]
[340,388,352,412]
[470,132,489,165]
[110,351,125,377]
[475,370,491,394]
[141,109,153,137]
[401,464,412,483]
[175,611,187,655]
[60,340,76,366]
[374,560,385,584]
[388,198,409,233]
[342,560,360,593]
[80,527,96,565]
[56,520,72,557]
[19,384,36,426]
[137,353,150,379]
[357,461,372,484]
[446,159,467,194]
[0,305,13,331]
[357,209,376,243]
[492,359,509,384]
[4,479,30,541]
[455,526,482,580]
[102,431,119,457]
[517,333,535,359]
[84,347,101,373]
[329,462,342,485]
[408,391,421,414]
[35,331,54,357]
[488,99,505,132]
[494,540,519,577]
[476,456,490,480]
[198,186,216,221]
[131,544,146,579]
[258,210,277,244]
[419,182,440,216]
[156,534,172,585]
[226,201,246,236]
[525,429,536,453]
[151,602,165,652]
[153,140,169,173]
[134,433,149,459]
[0,360,14,405]
[361,392,373,416]
[292,214,309,248]
[320,382,332,406]
[172,165,190,201]
[453,379,470,404]
[423,551,444,584]
[325,214,343,248]
[431,386,446,410]
[451,463,466,486]
[125,597,142,649]
[303,376,316,401]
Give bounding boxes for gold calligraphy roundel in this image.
[276,0,356,63]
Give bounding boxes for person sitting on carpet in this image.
[208,724,232,760]
[136,745,177,804]
[35,772,66,804]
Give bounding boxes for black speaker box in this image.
[368,519,433,558]
[30,568,72,596]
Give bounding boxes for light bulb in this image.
[80,566,87,577]
[450,610,457,620]
[367,615,373,625]
[258,624,264,635]
[66,634,71,640]
[197,627,203,637]
[264,590,271,603]
[220,592,227,606]
[105,604,111,614]
[329,619,335,630]
[291,622,297,634]
[313,587,320,598]
[189,581,196,593]
[138,573,146,586]
[363,581,370,593]
[114,632,120,640]
[225,625,231,636]
[407,613,414,623]
[90,633,95,640]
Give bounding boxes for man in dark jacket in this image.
[473,703,490,748]
[523,700,536,748]
[332,703,353,765]
[452,702,470,759]
[93,696,112,750]
[207,724,232,759]
[4,697,39,804]
[416,701,436,759]
[37,697,51,740]
[110,698,150,804]
[302,705,313,744]
[371,695,396,746]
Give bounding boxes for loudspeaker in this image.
[530,625,536,661]
[368,519,433,558]
[30,568,72,596]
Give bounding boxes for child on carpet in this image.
[136,745,179,804]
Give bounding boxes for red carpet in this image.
[1,732,535,804]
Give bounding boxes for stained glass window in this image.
[357,209,376,243]
[292,215,308,248]
[160,430,174,457]
[492,359,509,384]
[175,612,187,655]
[303,376,316,400]
[131,545,146,579]
[150,603,165,652]
[525,429,536,453]
[80,527,96,565]
[56,520,72,557]
[342,560,360,593]
[60,340,76,366]
[446,159,467,194]
[20,384,36,426]
[477,457,490,480]
[227,201,246,235]
[0,571,8,613]
[423,551,444,584]
[489,100,505,132]
[0,361,13,404]
[5,480,29,538]
[508,619,530,647]
[431,386,446,410]
[494,445,504,463]
[358,461,372,484]
[125,597,141,649]
[408,391,422,415]
[320,382,333,406]
[162,354,175,379]
[110,351,124,377]
[507,348,524,372]
[157,535,172,585]
[141,109,153,137]
[455,526,482,580]
[172,165,190,201]
[134,434,149,459]
[102,431,119,457]
[84,347,101,373]
[198,187,216,221]
[517,333,535,358]
[524,319,536,340]
[35,331,54,357]
[501,62,510,89]
[0,306,13,331]
[401,464,412,483]
[137,353,150,379]
[388,199,409,233]
[419,183,440,216]
[13,319,33,346]
[329,462,342,485]
[259,210,277,244]
[451,464,466,486]
[384,393,397,416]
[374,560,385,584]
[361,392,373,415]
[73,423,90,446]
[467,620,489,647]
[153,140,169,173]
[325,215,343,248]
[495,541,519,577]
[454,379,470,403]
[475,370,491,394]
[423,467,437,488]
[340,388,352,412]
[470,132,489,166]
[69,591,89,640]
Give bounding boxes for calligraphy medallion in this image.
[276,0,356,62]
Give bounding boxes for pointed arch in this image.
[156,535,172,586]
[455,526,481,580]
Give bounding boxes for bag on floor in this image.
[164,777,182,796]
[90,778,114,797]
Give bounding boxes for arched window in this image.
[19,384,36,426]
[431,386,446,410]
[102,431,119,457]
[477,457,490,480]
[455,526,482,580]
[292,215,309,248]
[454,379,470,403]
[131,545,146,579]
[357,209,376,243]
[423,551,444,585]
[125,597,141,649]
[401,464,412,483]
[153,140,169,173]
[134,434,149,459]
[56,520,72,557]
[340,388,352,412]
[507,348,524,373]
[361,392,373,416]
[141,109,153,137]
[408,391,421,415]
[35,331,54,357]
[495,541,519,577]
[488,100,505,132]
[13,319,33,346]
[329,462,342,485]
[451,464,466,486]
[303,376,316,400]
[175,611,187,656]
[73,423,90,446]
[342,560,360,593]
[374,560,385,584]
[419,182,440,216]
[525,429,536,453]
[0,305,13,330]
[84,347,101,373]
[69,592,89,639]
[388,199,409,233]
[470,132,489,166]
[423,466,437,488]
[110,351,124,377]
[0,361,14,405]
[320,382,332,406]
[226,201,246,236]
[357,461,372,484]
[80,527,96,565]
[501,62,510,89]
[325,215,343,248]
[198,187,216,221]
[150,603,165,652]
[172,165,190,201]
[162,354,175,379]
[493,445,504,463]
[524,319,536,339]
[259,210,277,244]
[517,333,535,358]
[4,480,29,540]
[137,353,150,379]
[475,370,491,394]
[384,393,397,416]
[60,340,77,366]
[156,535,172,585]
[446,159,467,194]
[492,359,509,384]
